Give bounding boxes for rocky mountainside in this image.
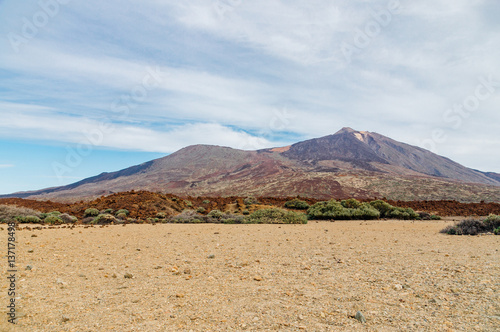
[3,128,500,202]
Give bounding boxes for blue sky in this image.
[0,0,499,194]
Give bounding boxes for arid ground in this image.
[1,218,499,331]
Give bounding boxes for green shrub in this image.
[430,215,441,220]
[284,198,310,210]
[243,196,259,205]
[245,208,307,224]
[242,209,250,215]
[494,227,500,235]
[84,208,100,217]
[115,209,129,216]
[91,214,117,225]
[484,214,500,231]
[307,200,380,220]
[16,215,42,223]
[196,207,206,213]
[102,208,113,214]
[369,200,394,217]
[207,209,224,219]
[368,200,418,220]
[47,211,61,216]
[341,198,362,209]
[116,213,127,220]
[44,215,62,225]
[184,200,193,207]
[170,210,204,223]
[202,200,210,204]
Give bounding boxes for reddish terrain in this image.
[1,191,500,220]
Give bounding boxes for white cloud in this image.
[0,164,15,168]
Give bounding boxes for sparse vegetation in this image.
[243,196,259,205]
[369,200,419,220]
[0,205,43,223]
[196,207,206,213]
[44,215,62,225]
[440,215,500,235]
[91,214,117,225]
[284,198,310,210]
[341,198,362,209]
[184,200,193,207]
[202,200,210,204]
[307,200,380,220]
[102,208,114,214]
[84,208,100,217]
[16,215,42,223]
[245,208,307,224]
[115,209,129,216]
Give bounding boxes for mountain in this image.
[4,128,500,202]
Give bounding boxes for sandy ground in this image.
[1,218,499,331]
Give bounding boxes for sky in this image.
[0,0,499,194]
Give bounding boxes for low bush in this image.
[245,208,307,224]
[0,205,42,223]
[494,227,500,235]
[44,215,62,225]
[84,208,100,217]
[91,214,117,225]
[307,200,380,220]
[116,213,127,220]
[441,215,500,236]
[284,198,310,210]
[202,200,210,204]
[15,215,42,224]
[102,208,113,214]
[207,209,224,220]
[369,200,419,220]
[59,213,77,223]
[242,209,250,215]
[430,215,441,220]
[156,212,167,219]
[484,214,500,230]
[115,209,129,216]
[170,210,205,223]
[341,198,362,209]
[196,207,206,213]
[184,200,193,207]
[243,196,259,205]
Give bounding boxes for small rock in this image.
[56,278,66,285]
[298,314,304,320]
[393,284,403,290]
[27,249,34,253]
[253,276,263,281]
[62,315,70,322]
[184,268,191,274]
[176,293,185,298]
[124,273,133,279]
[153,266,163,269]
[78,274,86,278]
[31,234,37,237]
[207,254,215,259]
[355,311,366,323]
[25,265,33,270]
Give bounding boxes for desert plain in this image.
[1,218,499,331]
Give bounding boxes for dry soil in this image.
[1,218,499,331]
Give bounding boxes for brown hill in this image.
[3,128,500,202]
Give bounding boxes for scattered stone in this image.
[62,315,70,322]
[28,249,34,253]
[153,266,163,269]
[184,268,191,274]
[124,273,133,279]
[394,284,403,290]
[207,254,215,259]
[253,276,263,281]
[31,234,37,237]
[355,311,366,323]
[298,314,304,320]
[176,293,185,298]
[78,274,86,278]
[25,265,33,270]
[56,278,67,285]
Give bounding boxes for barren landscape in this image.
[2,218,499,331]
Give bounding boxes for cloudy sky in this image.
[0,0,499,194]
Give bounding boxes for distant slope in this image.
[2,128,499,202]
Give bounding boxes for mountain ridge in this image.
[3,128,500,202]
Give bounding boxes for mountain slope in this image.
[3,128,500,202]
